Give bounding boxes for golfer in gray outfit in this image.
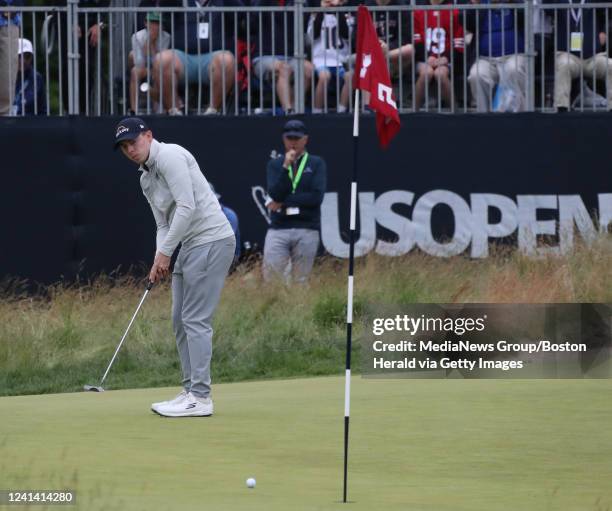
[115,117,235,417]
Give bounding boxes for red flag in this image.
[353,5,401,148]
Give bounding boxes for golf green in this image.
[1,376,611,510]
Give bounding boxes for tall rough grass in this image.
[0,236,610,396]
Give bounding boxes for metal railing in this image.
[1,2,611,116]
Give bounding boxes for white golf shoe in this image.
[151,390,188,414]
[155,392,214,418]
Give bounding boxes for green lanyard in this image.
[288,153,309,193]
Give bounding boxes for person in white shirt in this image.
[128,12,170,114]
[307,0,353,113]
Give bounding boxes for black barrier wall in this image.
[1,114,610,284]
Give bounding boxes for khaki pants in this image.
[468,54,527,112]
[0,24,19,115]
[554,51,612,109]
[263,228,320,284]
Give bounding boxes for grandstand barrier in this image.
[5,3,612,116]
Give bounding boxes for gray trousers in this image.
[263,228,319,284]
[172,236,235,398]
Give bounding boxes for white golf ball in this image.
[246,477,256,489]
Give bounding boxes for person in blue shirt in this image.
[209,183,241,262]
[263,119,327,284]
[220,205,241,260]
[12,38,46,116]
[0,0,22,115]
[466,0,527,112]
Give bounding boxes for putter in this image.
[84,281,154,392]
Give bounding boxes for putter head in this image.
[83,385,104,392]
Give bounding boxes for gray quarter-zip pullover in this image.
[139,139,234,257]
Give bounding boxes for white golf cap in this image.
[17,38,33,55]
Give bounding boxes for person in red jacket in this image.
[413,0,464,110]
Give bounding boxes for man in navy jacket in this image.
[264,119,327,284]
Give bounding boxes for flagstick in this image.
[343,88,360,504]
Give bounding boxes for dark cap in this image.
[114,117,149,148]
[283,119,307,138]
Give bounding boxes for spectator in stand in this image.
[307,0,353,113]
[0,0,21,116]
[413,0,464,110]
[152,0,242,115]
[12,38,46,116]
[466,0,527,112]
[367,0,414,79]
[250,0,314,115]
[544,0,612,111]
[264,120,326,284]
[128,12,170,115]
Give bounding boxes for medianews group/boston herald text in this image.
[372,340,588,354]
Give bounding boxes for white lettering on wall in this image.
[253,188,611,259]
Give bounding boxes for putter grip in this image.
[146,281,154,291]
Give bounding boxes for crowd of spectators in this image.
[2,0,612,115]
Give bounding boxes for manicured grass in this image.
[1,376,611,511]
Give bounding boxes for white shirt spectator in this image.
[308,13,351,69]
[131,27,170,69]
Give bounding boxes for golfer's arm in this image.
[150,204,170,253]
[158,153,196,257]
